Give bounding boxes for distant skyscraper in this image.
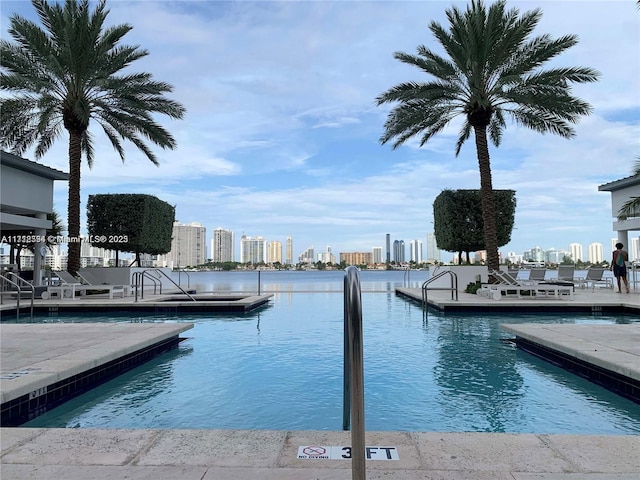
[268,241,282,263]
[318,246,336,264]
[385,234,391,263]
[372,247,382,264]
[425,233,440,263]
[568,243,583,262]
[240,235,267,264]
[211,228,234,263]
[285,236,293,265]
[409,239,423,263]
[588,242,604,264]
[168,222,206,268]
[298,246,315,264]
[340,252,372,266]
[631,237,640,262]
[393,240,405,263]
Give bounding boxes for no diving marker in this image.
[297,446,399,460]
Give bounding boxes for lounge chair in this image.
[557,265,576,282]
[528,267,547,282]
[41,270,128,299]
[479,270,573,300]
[583,267,613,290]
[77,270,131,298]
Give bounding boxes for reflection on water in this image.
[20,288,640,434]
[433,318,525,432]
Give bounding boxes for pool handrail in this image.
[1,272,34,321]
[421,270,458,307]
[133,268,196,302]
[131,270,163,300]
[343,265,366,479]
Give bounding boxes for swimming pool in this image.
[22,290,640,434]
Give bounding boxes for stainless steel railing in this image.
[1,272,34,321]
[132,268,196,302]
[343,265,366,480]
[421,270,458,307]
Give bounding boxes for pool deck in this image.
[1,288,639,479]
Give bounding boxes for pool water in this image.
[23,292,640,434]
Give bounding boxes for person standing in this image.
[611,243,630,294]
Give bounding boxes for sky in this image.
[1,0,639,261]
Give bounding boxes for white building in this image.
[167,222,206,268]
[372,246,382,264]
[409,239,423,263]
[318,246,336,264]
[588,242,604,264]
[211,228,234,263]
[425,233,441,263]
[298,246,315,265]
[240,235,267,264]
[631,237,640,262]
[568,243,583,262]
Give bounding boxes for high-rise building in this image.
[340,252,372,266]
[268,241,282,264]
[168,222,206,268]
[285,236,293,265]
[524,246,544,262]
[544,247,567,264]
[588,242,604,264]
[425,233,440,263]
[298,246,315,264]
[385,234,391,263]
[393,240,405,263]
[409,239,423,263]
[568,243,583,262]
[240,235,267,264]
[318,246,336,264]
[630,237,640,261]
[372,247,382,264]
[210,228,234,263]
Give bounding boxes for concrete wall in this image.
[79,267,174,288]
[428,265,489,290]
[0,165,54,215]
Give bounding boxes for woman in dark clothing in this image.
[611,242,630,294]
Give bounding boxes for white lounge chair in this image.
[479,270,573,300]
[42,270,128,299]
[77,270,131,298]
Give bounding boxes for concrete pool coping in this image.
[1,427,639,479]
[0,323,194,424]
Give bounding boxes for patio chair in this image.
[583,267,613,290]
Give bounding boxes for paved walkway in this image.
[2,427,639,479]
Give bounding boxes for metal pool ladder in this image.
[421,270,458,307]
[0,272,34,321]
[343,266,366,480]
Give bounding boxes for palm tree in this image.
[376,0,599,273]
[617,158,640,221]
[0,0,185,275]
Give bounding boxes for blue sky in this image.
[2,0,639,260]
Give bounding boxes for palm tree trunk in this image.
[473,125,500,273]
[67,132,82,276]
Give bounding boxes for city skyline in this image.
[1,1,638,257]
